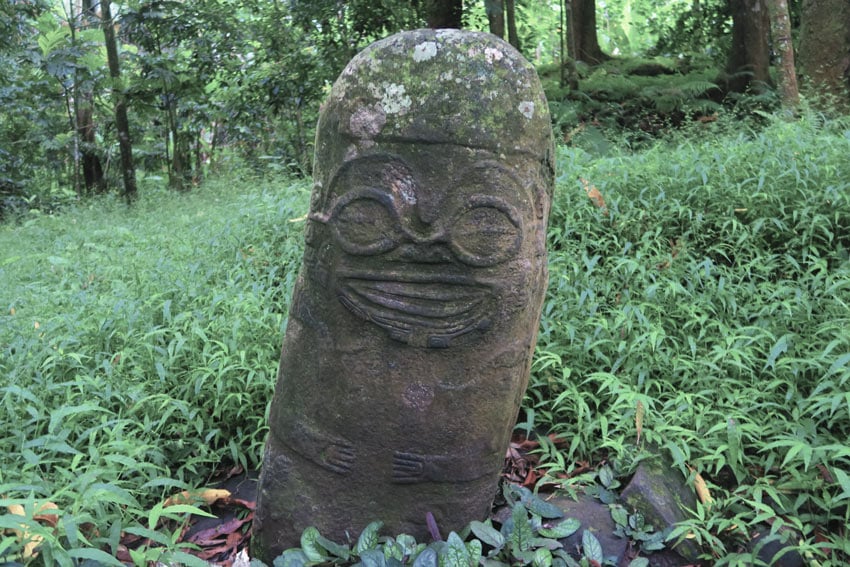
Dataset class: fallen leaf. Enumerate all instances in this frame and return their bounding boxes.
[581,177,608,214]
[691,468,713,508]
[6,503,47,559]
[635,400,645,445]
[164,488,231,508]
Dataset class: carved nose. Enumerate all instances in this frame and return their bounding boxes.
[396,243,454,263]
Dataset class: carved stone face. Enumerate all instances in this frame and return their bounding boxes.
[307,148,541,348]
[253,29,554,562]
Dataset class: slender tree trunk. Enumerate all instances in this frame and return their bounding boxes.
[79,0,105,194]
[767,0,800,110]
[485,0,504,38]
[505,0,520,50]
[560,0,579,89]
[798,0,850,109]
[723,0,773,94]
[424,0,463,28]
[101,0,137,203]
[568,0,609,64]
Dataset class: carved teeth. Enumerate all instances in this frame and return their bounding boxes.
[337,277,493,346]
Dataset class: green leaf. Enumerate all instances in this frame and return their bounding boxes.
[412,547,438,567]
[609,505,628,527]
[316,532,351,559]
[443,531,470,566]
[273,549,308,567]
[834,467,850,502]
[162,550,212,567]
[300,526,327,562]
[538,518,580,539]
[359,549,388,567]
[599,465,614,488]
[581,530,603,564]
[356,521,384,555]
[469,520,505,550]
[67,548,125,567]
[628,558,650,567]
[465,538,482,563]
[508,504,534,555]
[525,495,565,519]
[533,547,553,567]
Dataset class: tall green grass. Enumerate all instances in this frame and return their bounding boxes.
[1,114,849,564]
[1,173,310,564]
[533,113,850,563]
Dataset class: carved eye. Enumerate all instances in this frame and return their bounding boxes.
[450,197,521,267]
[331,189,400,255]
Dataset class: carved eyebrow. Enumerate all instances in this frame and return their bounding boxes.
[326,154,414,193]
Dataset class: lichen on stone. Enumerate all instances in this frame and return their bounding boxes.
[413,41,438,62]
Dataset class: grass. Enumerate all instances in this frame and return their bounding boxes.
[1,113,849,565]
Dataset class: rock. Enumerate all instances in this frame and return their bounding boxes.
[547,494,629,563]
[620,456,700,562]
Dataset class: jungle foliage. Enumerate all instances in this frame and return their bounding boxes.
[2,112,850,565]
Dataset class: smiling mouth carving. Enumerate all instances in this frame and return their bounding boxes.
[337,275,493,348]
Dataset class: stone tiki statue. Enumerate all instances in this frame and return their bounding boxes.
[253,29,554,560]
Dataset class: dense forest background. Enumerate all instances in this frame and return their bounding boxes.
[1,0,848,211]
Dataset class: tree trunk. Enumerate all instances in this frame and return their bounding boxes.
[424,0,463,28]
[485,0,504,38]
[77,99,106,193]
[101,0,137,204]
[560,0,579,89]
[723,0,773,94]
[505,0,520,50]
[79,0,105,194]
[568,0,609,64]
[767,0,800,110]
[798,0,850,108]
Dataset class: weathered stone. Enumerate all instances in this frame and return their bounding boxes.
[620,456,700,562]
[546,494,628,563]
[748,526,804,567]
[252,29,554,562]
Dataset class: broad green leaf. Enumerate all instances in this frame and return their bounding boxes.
[599,465,614,488]
[300,526,327,562]
[465,538,482,562]
[525,495,565,519]
[509,504,533,554]
[412,547,438,567]
[273,549,308,567]
[316,532,350,559]
[356,521,384,555]
[469,520,505,550]
[359,549,388,567]
[533,547,553,567]
[581,530,603,564]
[443,531,470,566]
[629,558,650,567]
[609,505,628,527]
[538,518,580,539]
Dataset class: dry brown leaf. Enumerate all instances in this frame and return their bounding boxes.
[164,488,232,508]
[635,400,645,445]
[6,503,48,559]
[691,469,713,508]
[580,177,608,214]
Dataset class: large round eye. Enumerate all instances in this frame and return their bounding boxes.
[331,189,400,255]
[450,196,522,266]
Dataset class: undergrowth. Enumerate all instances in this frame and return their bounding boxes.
[0,113,849,565]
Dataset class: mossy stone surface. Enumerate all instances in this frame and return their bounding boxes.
[253,30,554,562]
